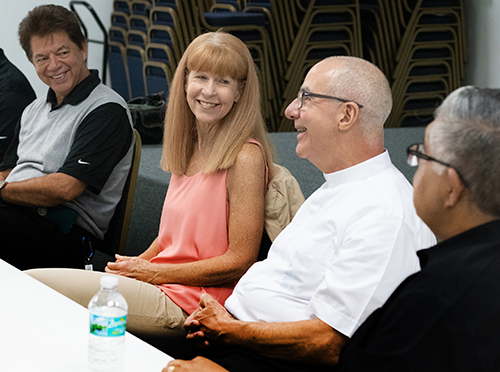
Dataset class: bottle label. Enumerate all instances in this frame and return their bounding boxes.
[90,314,127,337]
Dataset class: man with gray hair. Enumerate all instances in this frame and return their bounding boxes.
[164,56,435,372]
[336,86,500,371]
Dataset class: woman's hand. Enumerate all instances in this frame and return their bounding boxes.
[105,254,161,283]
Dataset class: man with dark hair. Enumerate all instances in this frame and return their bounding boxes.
[0,5,133,270]
[0,48,36,162]
[335,86,500,371]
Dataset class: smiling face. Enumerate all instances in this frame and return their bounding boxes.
[284,60,345,172]
[185,70,243,128]
[31,31,89,104]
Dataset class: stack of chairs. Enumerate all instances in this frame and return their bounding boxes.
[109,8,131,100]
[186,0,286,131]
[358,0,397,77]
[278,0,363,131]
[105,0,465,130]
[109,0,187,100]
[185,0,364,132]
[360,0,465,127]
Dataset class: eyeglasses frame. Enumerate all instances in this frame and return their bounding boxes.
[298,90,364,109]
[406,143,468,187]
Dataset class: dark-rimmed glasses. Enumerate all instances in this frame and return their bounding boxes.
[297,90,364,109]
[406,143,468,187]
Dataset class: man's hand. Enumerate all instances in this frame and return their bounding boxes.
[185,293,236,346]
[186,293,348,365]
[105,254,160,283]
[163,357,229,372]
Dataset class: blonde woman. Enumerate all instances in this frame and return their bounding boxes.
[27,31,274,341]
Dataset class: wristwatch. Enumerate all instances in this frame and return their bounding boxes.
[0,180,7,202]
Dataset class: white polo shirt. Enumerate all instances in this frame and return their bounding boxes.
[225,151,436,337]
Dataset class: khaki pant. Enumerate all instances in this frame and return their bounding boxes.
[25,269,189,340]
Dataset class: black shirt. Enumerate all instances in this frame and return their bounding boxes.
[0,48,36,159]
[338,219,500,371]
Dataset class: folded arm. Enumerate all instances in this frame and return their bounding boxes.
[0,172,86,206]
[0,103,132,208]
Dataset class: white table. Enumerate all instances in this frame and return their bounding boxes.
[0,259,173,372]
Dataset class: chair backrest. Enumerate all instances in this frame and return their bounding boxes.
[111,10,130,30]
[108,41,131,101]
[146,43,176,68]
[144,60,172,96]
[101,129,142,255]
[126,45,147,98]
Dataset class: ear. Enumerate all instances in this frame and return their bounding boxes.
[338,102,360,131]
[81,41,88,62]
[444,167,465,207]
[234,81,245,103]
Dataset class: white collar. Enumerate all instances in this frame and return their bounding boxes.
[323,150,392,188]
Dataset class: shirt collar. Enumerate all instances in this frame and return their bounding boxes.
[0,48,7,67]
[417,219,500,269]
[46,69,100,110]
[323,150,392,188]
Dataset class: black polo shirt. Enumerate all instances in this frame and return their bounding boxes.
[1,70,132,194]
[337,219,500,371]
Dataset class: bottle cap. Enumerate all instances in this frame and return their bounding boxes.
[100,275,119,289]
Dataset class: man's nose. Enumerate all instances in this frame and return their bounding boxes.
[285,97,300,120]
[47,54,61,70]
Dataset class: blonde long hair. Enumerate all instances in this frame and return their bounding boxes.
[161,31,274,176]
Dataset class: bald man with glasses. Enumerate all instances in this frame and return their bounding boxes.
[164,56,435,372]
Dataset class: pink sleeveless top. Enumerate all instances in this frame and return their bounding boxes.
[150,139,267,314]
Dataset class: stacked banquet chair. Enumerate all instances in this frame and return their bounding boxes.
[187,0,287,131]
[106,0,465,130]
[278,0,363,131]
[109,8,131,100]
[359,0,465,127]
[185,0,365,132]
[109,0,191,100]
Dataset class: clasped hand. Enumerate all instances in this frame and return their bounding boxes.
[105,254,159,283]
[184,293,236,347]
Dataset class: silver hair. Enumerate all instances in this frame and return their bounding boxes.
[430,86,500,217]
[324,56,392,145]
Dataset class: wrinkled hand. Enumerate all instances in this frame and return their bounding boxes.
[163,357,229,372]
[184,293,236,346]
[105,254,159,283]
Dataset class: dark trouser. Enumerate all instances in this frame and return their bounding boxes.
[0,203,97,270]
[201,345,335,372]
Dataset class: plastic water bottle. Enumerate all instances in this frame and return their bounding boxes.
[88,275,128,371]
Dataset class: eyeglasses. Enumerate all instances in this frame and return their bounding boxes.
[406,143,468,187]
[297,90,364,109]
